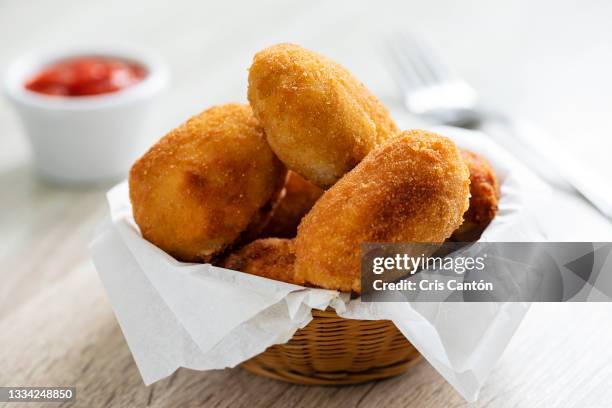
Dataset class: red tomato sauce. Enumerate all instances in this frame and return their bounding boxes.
[25,57,147,96]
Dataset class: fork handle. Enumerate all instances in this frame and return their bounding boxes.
[485,113,612,220]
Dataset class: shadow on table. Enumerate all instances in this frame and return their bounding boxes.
[64,314,463,408]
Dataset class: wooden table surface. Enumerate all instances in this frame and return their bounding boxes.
[2,1,612,407]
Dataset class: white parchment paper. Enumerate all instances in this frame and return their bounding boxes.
[90,127,548,402]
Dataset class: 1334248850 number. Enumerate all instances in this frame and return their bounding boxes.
[0,387,75,402]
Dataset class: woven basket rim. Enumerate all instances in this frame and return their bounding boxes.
[241,307,420,385]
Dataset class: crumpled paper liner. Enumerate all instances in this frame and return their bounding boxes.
[90,126,548,401]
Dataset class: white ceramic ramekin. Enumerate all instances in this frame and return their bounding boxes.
[4,45,169,184]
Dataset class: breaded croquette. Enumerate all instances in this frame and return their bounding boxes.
[259,171,324,238]
[129,104,286,263]
[451,150,500,241]
[248,43,398,188]
[221,238,298,284]
[294,130,471,294]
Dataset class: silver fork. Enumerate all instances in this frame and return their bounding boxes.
[386,32,612,220]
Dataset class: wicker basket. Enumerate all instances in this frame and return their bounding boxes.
[241,309,421,385]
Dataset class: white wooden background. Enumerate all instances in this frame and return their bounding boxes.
[1,0,612,407]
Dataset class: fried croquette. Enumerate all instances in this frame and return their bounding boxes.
[221,238,298,284]
[248,43,398,188]
[259,171,324,238]
[451,150,500,242]
[129,104,286,263]
[294,130,471,294]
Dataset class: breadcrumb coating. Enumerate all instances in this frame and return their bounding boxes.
[451,150,500,241]
[221,238,298,284]
[248,43,398,188]
[129,104,286,262]
[259,171,324,238]
[294,130,471,294]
